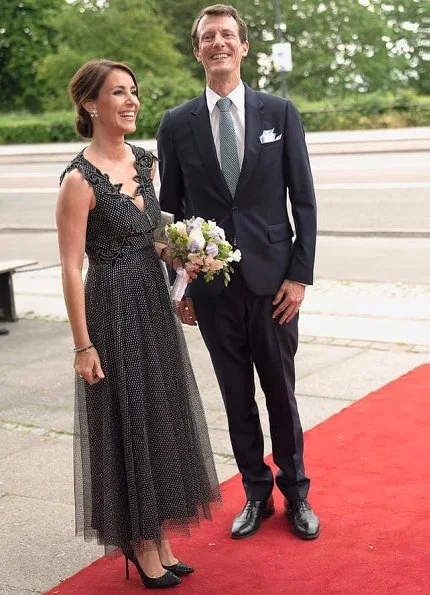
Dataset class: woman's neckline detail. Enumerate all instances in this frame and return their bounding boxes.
[79,143,145,211]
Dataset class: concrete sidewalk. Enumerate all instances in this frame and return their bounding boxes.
[1,265,429,594]
[1,126,429,164]
[11,265,430,348]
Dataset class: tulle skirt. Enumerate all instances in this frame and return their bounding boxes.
[73,249,221,552]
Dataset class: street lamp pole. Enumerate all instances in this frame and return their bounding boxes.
[274,0,288,98]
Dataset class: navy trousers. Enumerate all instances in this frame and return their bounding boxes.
[193,266,310,502]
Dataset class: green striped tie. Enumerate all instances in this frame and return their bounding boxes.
[217,97,241,198]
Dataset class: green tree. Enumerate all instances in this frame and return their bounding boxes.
[53,0,183,75]
[0,0,63,111]
[235,0,408,99]
[379,0,430,95]
[36,0,200,110]
[155,0,424,99]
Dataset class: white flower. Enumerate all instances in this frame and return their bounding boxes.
[227,249,242,262]
[188,216,204,231]
[194,217,205,227]
[208,226,225,241]
[173,221,187,234]
[206,242,219,257]
[187,228,206,251]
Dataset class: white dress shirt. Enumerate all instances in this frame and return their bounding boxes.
[205,81,245,168]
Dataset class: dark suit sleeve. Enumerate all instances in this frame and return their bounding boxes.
[156,110,186,222]
[283,101,317,285]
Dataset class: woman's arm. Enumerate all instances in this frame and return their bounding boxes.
[149,155,173,266]
[56,170,104,384]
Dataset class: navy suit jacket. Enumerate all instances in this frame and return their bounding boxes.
[157,84,317,297]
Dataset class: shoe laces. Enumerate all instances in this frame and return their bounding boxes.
[290,499,311,514]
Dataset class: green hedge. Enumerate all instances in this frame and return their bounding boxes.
[0,109,173,144]
[299,95,430,131]
[0,111,159,144]
[1,94,429,144]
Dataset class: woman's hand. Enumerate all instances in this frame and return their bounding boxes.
[159,244,173,268]
[182,260,198,281]
[74,348,105,385]
[159,248,197,282]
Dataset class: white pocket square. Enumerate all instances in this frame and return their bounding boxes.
[259,128,282,143]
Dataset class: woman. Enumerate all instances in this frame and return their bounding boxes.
[56,59,221,589]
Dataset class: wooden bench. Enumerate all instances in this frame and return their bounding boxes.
[0,260,37,321]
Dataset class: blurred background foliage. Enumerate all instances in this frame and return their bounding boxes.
[0,0,428,141]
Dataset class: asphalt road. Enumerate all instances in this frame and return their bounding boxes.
[1,146,429,283]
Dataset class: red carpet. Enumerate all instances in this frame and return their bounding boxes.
[45,365,430,594]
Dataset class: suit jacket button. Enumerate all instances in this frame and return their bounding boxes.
[232,207,239,212]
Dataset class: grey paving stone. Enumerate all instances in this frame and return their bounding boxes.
[0,587,40,595]
[0,433,73,506]
[0,494,100,594]
[295,343,363,379]
[0,403,73,435]
[0,427,44,461]
[208,428,235,458]
[0,385,73,410]
[197,385,224,412]
[0,359,72,391]
[213,462,238,484]
[0,319,71,366]
[204,408,228,430]
[411,345,430,353]
[297,394,353,431]
[298,335,315,343]
[297,350,429,400]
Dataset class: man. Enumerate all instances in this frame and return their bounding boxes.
[157,3,319,541]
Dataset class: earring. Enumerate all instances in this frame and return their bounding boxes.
[90,107,98,118]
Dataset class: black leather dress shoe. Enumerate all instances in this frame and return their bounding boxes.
[285,499,320,540]
[0,328,10,336]
[231,496,274,540]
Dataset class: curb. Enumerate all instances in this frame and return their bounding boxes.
[317,229,430,239]
[2,225,430,239]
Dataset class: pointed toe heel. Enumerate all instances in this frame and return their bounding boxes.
[162,560,195,576]
[125,554,181,588]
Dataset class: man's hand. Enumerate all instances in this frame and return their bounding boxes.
[272,280,305,324]
[175,297,197,326]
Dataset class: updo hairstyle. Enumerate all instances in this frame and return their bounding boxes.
[68,59,138,138]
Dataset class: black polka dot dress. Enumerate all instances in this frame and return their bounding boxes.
[61,144,221,553]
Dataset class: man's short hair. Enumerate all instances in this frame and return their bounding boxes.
[191,4,248,49]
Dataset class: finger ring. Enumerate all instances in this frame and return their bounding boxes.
[79,374,83,379]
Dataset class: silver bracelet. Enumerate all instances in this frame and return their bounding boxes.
[74,343,94,354]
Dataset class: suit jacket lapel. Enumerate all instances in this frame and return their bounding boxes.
[235,85,264,199]
[190,92,232,203]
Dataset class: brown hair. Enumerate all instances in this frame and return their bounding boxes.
[191,4,248,50]
[68,59,138,138]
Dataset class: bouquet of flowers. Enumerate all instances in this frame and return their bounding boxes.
[165,217,242,301]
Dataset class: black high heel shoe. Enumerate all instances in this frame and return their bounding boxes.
[162,561,195,577]
[125,553,181,589]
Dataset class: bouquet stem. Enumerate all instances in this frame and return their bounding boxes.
[171,267,190,301]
